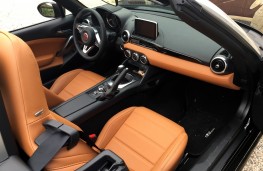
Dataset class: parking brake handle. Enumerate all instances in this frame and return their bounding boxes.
[98,68,129,100]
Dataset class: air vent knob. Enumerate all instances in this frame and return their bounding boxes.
[210,55,229,74]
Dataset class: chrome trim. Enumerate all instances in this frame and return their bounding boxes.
[35,109,44,117]
[124,49,131,58]
[132,52,139,61]
[135,18,158,39]
[83,45,95,54]
[57,35,73,56]
[140,55,148,64]
[118,74,135,89]
[121,30,130,42]
[210,55,228,74]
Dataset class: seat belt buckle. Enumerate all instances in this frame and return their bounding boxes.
[89,133,97,142]
[36,120,79,150]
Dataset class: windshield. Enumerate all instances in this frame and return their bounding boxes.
[79,0,263,33]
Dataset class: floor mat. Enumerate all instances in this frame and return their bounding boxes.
[179,107,228,156]
[178,79,241,156]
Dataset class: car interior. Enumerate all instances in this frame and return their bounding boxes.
[0,0,262,170]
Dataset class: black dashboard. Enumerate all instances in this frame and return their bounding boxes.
[95,4,223,66]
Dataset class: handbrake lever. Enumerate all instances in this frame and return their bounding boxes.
[98,68,129,100]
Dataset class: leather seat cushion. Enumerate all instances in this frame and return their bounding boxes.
[50,69,105,100]
[96,107,188,171]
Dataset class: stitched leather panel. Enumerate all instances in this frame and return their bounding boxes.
[97,107,188,171]
[50,69,105,101]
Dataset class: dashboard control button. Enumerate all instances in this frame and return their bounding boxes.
[124,50,131,58]
[132,52,139,61]
[140,55,148,64]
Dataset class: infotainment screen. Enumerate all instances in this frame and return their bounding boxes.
[134,18,158,40]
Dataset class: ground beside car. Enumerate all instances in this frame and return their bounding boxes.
[242,136,263,170]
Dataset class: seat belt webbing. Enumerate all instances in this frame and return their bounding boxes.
[28,131,70,171]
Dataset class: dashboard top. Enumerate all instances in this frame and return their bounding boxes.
[96,5,222,66]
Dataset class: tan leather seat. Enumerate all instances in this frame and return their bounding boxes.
[0,31,188,171]
[43,70,104,108]
[50,69,105,101]
[96,107,188,170]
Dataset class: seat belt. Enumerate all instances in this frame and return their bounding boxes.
[0,93,102,171]
[27,120,103,171]
[28,120,79,171]
[0,92,18,158]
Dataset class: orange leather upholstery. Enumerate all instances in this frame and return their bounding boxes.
[43,87,65,108]
[27,38,66,71]
[96,107,188,171]
[0,31,187,171]
[124,43,240,90]
[50,69,105,101]
[0,31,97,170]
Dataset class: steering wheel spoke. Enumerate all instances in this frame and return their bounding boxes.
[83,45,95,54]
[94,28,101,46]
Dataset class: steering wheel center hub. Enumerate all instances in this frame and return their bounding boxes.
[81,28,95,46]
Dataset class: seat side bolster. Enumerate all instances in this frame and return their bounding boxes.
[95,107,137,149]
[153,131,188,171]
[50,69,83,95]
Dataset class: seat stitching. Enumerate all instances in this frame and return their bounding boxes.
[156,132,186,170]
[79,71,104,83]
[46,161,87,170]
[12,36,38,153]
[60,88,75,96]
[50,153,95,160]
[123,123,165,150]
[113,136,154,165]
[133,110,180,135]
[97,107,136,148]
[52,70,81,94]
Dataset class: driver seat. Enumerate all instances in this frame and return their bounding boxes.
[46,69,105,104]
[0,31,188,171]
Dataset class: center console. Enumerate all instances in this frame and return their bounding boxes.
[52,56,158,124]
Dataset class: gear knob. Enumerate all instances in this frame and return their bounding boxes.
[117,65,125,73]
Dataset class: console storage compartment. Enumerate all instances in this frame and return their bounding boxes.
[76,150,128,171]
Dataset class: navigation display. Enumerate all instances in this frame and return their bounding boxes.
[134,18,158,40]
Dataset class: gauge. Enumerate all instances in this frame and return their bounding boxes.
[106,13,119,29]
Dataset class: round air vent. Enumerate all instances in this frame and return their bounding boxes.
[121,30,130,43]
[210,55,229,74]
[132,52,139,61]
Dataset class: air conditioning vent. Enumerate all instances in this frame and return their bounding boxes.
[210,55,228,74]
[121,30,130,43]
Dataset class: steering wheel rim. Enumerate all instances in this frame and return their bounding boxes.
[73,8,107,61]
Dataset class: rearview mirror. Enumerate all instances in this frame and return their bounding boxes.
[37,2,65,18]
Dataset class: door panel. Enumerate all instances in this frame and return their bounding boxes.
[13,15,74,41]
[26,38,66,70]
[12,15,78,85]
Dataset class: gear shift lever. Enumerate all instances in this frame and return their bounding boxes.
[117,65,125,73]
[98,67,129,100]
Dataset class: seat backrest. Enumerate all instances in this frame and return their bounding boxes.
[0,32,96,171]
[0,31,52,155]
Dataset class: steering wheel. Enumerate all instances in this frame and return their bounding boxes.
[73,8,107,61]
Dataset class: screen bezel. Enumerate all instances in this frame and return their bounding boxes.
[134,18,158,40]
